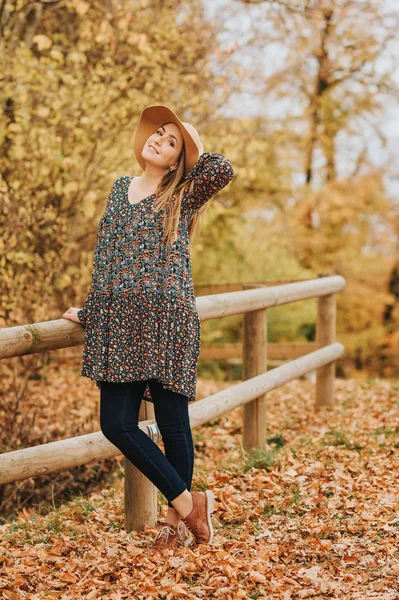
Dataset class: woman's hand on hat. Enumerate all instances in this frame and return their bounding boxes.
[62,307,83,324]
[198,141,204,157]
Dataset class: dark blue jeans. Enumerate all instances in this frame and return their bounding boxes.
[100,379,194,507]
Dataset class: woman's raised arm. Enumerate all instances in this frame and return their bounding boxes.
[183,151,234,213]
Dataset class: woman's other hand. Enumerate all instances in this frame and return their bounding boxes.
[62,307,83,324]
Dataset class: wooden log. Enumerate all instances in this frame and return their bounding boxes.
[199,342,317,360]
[0,342,344,485]
[0,418,162,484]
[188,343,344,426]
[242,306,267,451]
[0,319,84,359]
[195,275,345,323]
[315,294,337,407]
[195,277,319,296]
[0,276,346,359]
[266,342,317,359]
[124,400,158,532]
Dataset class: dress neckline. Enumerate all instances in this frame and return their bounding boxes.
[126,176,156,207]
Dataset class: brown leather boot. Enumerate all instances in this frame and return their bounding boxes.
[181,490,215,544]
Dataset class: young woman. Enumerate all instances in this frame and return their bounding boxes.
[63,104,234,549]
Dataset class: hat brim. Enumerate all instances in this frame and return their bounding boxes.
[133,105,200,176]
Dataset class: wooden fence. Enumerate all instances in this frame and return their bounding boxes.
[0,275,346,531]
[196,277,325,373]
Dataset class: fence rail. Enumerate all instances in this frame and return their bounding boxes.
[0,275,346,531]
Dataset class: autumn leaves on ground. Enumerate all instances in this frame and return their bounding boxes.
[1,367,399,599]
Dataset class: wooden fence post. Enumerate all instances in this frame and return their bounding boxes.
[124,399,158,532]
[242,302,268,451]
[315,293,336,407]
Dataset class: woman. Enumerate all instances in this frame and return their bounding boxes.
[63,104,234,549]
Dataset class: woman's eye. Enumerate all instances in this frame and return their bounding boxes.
[155,130,173,146]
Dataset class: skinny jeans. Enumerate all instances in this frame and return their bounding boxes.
[100,379,194,508]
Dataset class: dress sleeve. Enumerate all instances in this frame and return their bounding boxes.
[77,305,88,327]
[183,152,234,213]
[77,177,120,327]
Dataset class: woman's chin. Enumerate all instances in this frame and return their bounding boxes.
[142,149,158,162]
[141,152,165,169]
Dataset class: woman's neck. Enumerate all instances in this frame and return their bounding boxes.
[137,165,166,189]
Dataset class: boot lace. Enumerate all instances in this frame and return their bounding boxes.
[154,524,177,543]
[177,521,189,535]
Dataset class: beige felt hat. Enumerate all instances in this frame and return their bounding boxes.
[133,104,201,176]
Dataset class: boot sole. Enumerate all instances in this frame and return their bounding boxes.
[205,490,215,544]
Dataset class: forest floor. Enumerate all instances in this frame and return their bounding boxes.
[1,370,399,599]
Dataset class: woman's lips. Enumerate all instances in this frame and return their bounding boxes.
[148,144,159,154]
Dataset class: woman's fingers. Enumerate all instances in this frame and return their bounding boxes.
[62,307,81,323]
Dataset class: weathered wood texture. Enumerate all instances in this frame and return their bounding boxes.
[0,341,344,486]
[0,276,345,358]
[199,342,317,360]
[242,303,267,452]
[124,400,158,532]
[316,293,336,407]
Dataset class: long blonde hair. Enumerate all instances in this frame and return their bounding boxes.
[152,144,207,250]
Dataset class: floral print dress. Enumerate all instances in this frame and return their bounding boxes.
[77,152,234,403]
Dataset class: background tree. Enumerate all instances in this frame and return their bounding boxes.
[228,0,399,373]
[0,0,240,326]
[0,0,246,514]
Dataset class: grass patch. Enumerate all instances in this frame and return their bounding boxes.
[262,503,280,517]
[214,460,242,475]
[243,447,280,472]
[4,509,66,546]
[291,486,301,506]
[267,434,286,449]
[372,426,398,436]
[70,493,96,519]
[322,429,362,451]
[248,591,263,600]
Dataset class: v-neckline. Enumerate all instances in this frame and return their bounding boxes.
[126,176,156,207]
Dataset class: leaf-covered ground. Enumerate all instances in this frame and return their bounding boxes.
[1,376,399,599]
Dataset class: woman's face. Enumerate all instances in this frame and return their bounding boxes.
[142,122,184,171]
